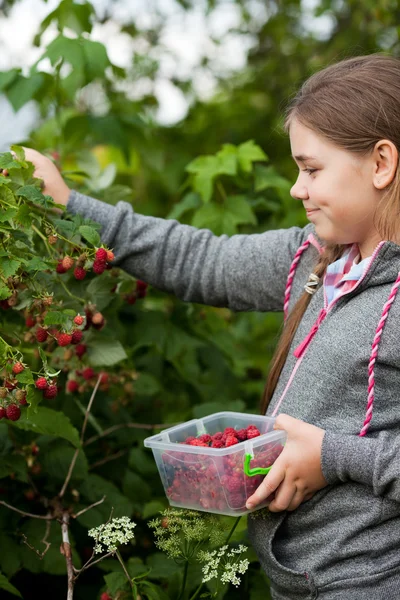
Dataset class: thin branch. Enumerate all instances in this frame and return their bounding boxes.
[89,449,129,471]
[0,500,54,520]
[61,511,75,600]
[21,517,52,558]
[84,421,179,447]
[72,495,106,519]
[73,550,115,576]
[59,375,102,499]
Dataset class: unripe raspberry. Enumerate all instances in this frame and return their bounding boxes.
[73,315,84,326]
[106,250,114,262]
[74,266,87,280]
[82,367,95,380]
[56,259,67,274]
[43,384,58,399]
[0,388,7,399]
[15,389,27,405]
[95,248,108,262]
[57,333,72,347]
[25,315,35,328]
[12,362,24,375]
[62,256,74,270]
[66,380,79,393]
[48,235,58,245]
[63,349,73,361]
[35,377,48,390]
[31,443,39,456]
[91,312,104,325]
[36,327,48,343]
[0,407,6,419]
[75,344,87,358]
[42,295,53,306]
[93,260,106,275]
[71,330,83,344]
[6,404,21,421]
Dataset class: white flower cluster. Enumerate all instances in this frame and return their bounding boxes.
[88,516,136,554]
[198,544,249,587]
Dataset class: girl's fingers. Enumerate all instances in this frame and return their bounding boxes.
[268,481,297,513]
[246,464,285,509]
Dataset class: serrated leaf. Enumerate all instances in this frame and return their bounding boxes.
[0,153,21,170]
[24,256,52,272]
[254,164,291,192]
[237,140,267,173]
[26,387,41,412]
[0,572,22,598]
[43,311,70,326]
[104,572,128,595]
[86,277,116,311]
[16,369,35,385]
[78,225,100,246]
[0,258,20,278]
[87,339,127,367]
[0,207,18,223]
[134,373,161,396]
[167,192,201,220]
[81,38,111,80]
[17,185,52,207]
[0,282,11,301]
[0,69,20,92]
[15,204,35,227]
[0,186,16,204]
[9,407,81,448]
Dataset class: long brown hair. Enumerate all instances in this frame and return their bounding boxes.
[261,53,400,414]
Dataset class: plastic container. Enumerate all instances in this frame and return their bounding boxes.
[144,411,286,516]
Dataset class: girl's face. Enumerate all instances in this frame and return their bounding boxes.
[289,119,382,259]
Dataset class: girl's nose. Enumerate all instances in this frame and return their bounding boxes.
[290,178,309,200]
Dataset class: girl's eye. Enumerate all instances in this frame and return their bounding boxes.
[303,168,317,176]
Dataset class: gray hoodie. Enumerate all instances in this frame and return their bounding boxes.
[68,191,400,599]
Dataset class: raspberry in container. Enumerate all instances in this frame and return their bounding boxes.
[144,411,286,517]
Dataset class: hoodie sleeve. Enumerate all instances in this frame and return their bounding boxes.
[321,431,400,502]
[67,190,313,312]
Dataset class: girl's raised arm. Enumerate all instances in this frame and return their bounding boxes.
[24,147,313,313]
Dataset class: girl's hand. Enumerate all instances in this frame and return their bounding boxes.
[22,148,71,206]
[246,414,328,512]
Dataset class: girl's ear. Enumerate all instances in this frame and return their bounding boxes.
[373,139,398,189]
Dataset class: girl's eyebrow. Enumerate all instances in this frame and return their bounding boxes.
[293,154,318,162]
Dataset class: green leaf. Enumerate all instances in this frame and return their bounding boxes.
[15,369,35,386]
[0,153,21,170]
[15,204,35,228]
[192,195,256,236]
[237,140,267,173]
[167,192,201,220]
[86,277,116,311]
[78,225,101,246]
[43,311,70,327]
[0,69,20,92]
[0,572,22,598]
[81,38,110,79]
[146,553,181,580]
[0,282,11,301]
[0,207,18,223]
[134,373,161,396]
[41,443,88,483]
[87,339,127,367]
[142,500,167,519]
[254,164,291,193]
[6,73,45,112]
[24,256,53,272]
[26,387,41,412]
[0,258,20,278]
[104,572,128,595]
[122,470,152,504]
[192,399,246,418]
[10,407,81,448]
[17,185,52,207]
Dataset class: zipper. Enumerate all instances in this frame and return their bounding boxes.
[271,241,386,416]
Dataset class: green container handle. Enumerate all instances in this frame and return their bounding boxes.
[243,453,272,477]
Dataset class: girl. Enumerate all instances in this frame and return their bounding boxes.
[25,53,400,599]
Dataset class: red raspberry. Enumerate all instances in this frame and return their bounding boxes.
[61,256,74,270]
[15,390,27,405]
[66,380,78,393]
[246,427,260,439]
[0,407,6,419]
[236,428,247,442]
[91,312,104,325]
[73,315,84,326]
[43,384,58,399]
[25,315,35,328]
[95,248,108,261]
[225,435,239,447]
[212,432,223,441]
[75,344,87,358]
[57,333,72,347]
[6,404,21,421]
[198,434,212,445]
[12,362,24,374]
[183,436,196,445]
[211,440,224,448]
[136,280,148,292]
[82,367,95,380]
[56,259,67,274]
[225,476,243,493]
[223,427,236,436]
[35,328,48,343]
[189,439,208,446]
[92,260,106,275]
[74,266,87,280]
[99,372,109,385]
[106,250,114,262]
[35,377,48,390]
[4,380,16,391]
[71,330,83,344]
[125,293,137,305]
[100,593,112,600]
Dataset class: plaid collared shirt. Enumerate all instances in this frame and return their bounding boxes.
[324,244,371,307]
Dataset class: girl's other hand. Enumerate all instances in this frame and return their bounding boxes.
[22,147,71,206]
[246,414,328,512]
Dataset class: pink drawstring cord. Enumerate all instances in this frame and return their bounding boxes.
[284,239,311,321]
[359,271,400,436]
